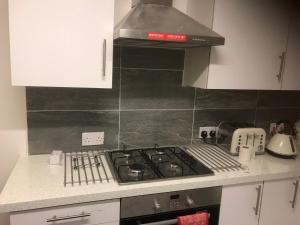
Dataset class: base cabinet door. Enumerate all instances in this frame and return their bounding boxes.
[219,182,262,225]
[259,178,299,225]
[10,200,120,225]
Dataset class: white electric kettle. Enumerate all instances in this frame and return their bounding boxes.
[267,121,298,158]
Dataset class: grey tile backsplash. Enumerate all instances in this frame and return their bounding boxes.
[27,69,120,111]
[120,110,193,148]
[120,69,194,110]
[26,47,300,154]
[195,89,258,109]
[28,111,119,154]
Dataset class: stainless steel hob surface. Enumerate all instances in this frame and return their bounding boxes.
[105,145,214,184]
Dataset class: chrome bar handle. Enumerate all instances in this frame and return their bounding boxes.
[253,185,262,216]
[290,180,299,209]
[102,39,107,79]
[276,52,286,82]
[139,219,178,225]
[139,213,210,225]
[46,212,91,223]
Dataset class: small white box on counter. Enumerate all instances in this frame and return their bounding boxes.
[48,150,63,165]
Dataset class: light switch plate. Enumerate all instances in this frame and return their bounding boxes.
[82,132,104,146]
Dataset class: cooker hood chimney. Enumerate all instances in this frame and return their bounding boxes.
[114,0,225,49]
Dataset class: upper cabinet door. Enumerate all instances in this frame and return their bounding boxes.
[9,0,114,88]
[207,0,290,90]
[281,4,300,90]
[259,178,299,225]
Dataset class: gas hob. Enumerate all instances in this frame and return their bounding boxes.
[106,146,214,184]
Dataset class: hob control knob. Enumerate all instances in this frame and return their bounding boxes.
[186,195,195,207]
[154,199,161,211]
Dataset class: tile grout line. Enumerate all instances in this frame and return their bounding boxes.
[30,106,296,113]
[191,88,197,145]
[27,109,196,113]
[29,106,275,113]
[27,109,120,113]
[120,108,194,111]
[117,47,122,150]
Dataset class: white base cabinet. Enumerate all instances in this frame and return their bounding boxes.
[219,182,262,225]
[10,199,120,225]
[259,178,299,225]
[219,178,300,225]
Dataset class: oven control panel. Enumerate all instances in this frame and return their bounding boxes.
[169,194,180,209]
[120,187,222,219]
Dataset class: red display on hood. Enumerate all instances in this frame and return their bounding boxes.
[147,32,187,42]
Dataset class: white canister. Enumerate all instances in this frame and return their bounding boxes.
[239,145,253,166]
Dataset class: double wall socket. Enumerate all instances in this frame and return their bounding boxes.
[199,127,217,138]
[82,132,104,146]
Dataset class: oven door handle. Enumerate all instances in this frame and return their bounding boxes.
[138,213,210,225]
[139,219,178,225]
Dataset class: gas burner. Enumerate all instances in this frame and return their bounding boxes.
[146,149,167,161]
[122,152,132,158]
[158,161,183,177]
[156,150,165,155]
[129,163,146,175]
[114,157,133,167]
[170,162,180,169]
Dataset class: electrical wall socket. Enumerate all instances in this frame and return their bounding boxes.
[199,127,217,138]
[82,132,104,146]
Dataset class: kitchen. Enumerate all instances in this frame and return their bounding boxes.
[0,0,300,225]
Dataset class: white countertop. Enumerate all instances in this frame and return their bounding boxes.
[0,146,300,213]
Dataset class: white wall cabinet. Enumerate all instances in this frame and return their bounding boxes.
[9,0,114,88]
[281,4,300,90]
[219,182,263,225]
[207,0,290,90]
[10,200,120,225]
[183,0,298,90]
[259,178,299,225]
[220,178,300,225]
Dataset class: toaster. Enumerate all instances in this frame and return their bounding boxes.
[216,121,266,156]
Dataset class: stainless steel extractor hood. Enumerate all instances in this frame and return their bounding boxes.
[114,0,225,49]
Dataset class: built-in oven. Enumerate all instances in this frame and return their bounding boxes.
[120,187,222,225]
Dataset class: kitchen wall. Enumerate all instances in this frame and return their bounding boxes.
[0,0,28,224]
[26,47,300,154]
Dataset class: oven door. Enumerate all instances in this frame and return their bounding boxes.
[120,205,220,225]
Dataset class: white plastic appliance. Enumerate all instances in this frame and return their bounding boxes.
[216,122,266,156]
[267,133,298,157]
